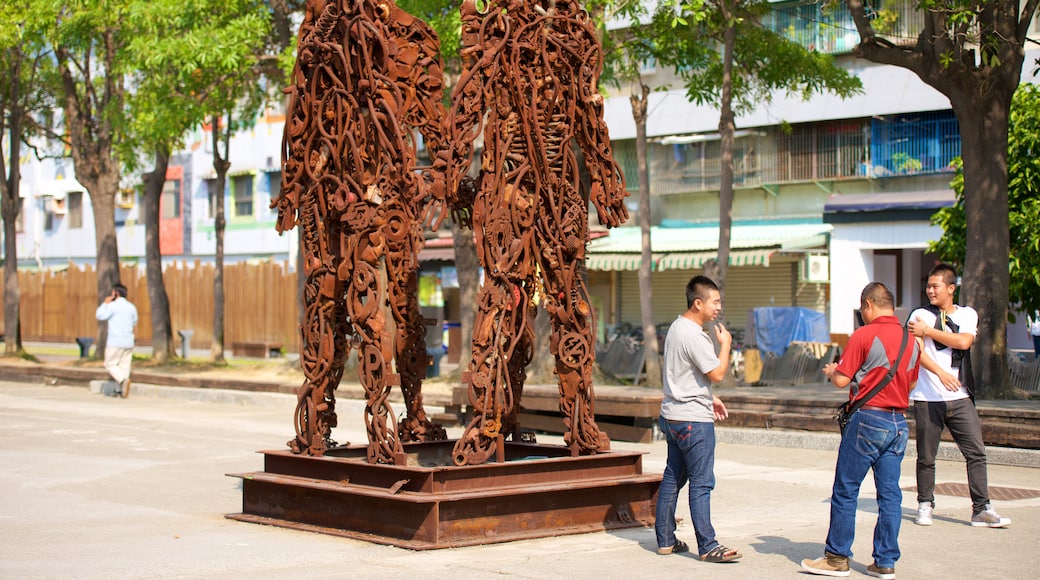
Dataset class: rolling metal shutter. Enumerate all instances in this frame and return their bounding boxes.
[616,261,798,332]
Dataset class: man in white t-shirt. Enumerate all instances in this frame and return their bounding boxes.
[1028,311,1040,357]
[907,263,1010,528]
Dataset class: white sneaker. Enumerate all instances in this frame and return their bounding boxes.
[971,504,1011,528]
[915,502,933,526]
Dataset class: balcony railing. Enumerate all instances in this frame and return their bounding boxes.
[612,112,961,196]
[766,0,926,54]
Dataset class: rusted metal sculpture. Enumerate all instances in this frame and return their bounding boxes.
[274,0,449,463]
[446,0,630,466]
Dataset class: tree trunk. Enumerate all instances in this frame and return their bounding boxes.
[269,0,295,53]
[952,95,1013,398]
[451,205,479,375]
[708,6,738,297]
[56,45,123,357]
[86,170,121,356]
[630,83,661,387]
[1,179,21,356]
[2,55,24,356]
[211,114,230,364]
[142,148,176,363]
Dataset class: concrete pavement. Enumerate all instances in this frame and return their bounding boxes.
[1,379,1038,579]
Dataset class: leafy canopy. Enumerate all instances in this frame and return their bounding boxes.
[660,0,862,111]
[121,0,271,168]
[931,84,1040,318]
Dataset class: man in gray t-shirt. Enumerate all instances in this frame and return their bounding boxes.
[655,275,741,563]
[660,315,722,422]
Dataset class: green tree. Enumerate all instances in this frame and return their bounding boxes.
[1,2,59,356]
[844,0,1039,398]
[931,84,1040,326]
[122,0,270,362]
[665,0,861,294]
[601,0,699,387]
[602,1,860,384]
[43,0,138,354]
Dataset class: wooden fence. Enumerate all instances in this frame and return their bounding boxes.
[3,261,300,353]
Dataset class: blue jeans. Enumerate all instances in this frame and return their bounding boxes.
[825,409,909,569]
[655,417,718,556]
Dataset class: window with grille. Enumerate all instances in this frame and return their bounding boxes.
[161,179,181,219]
[651,134,762,194]
[16,198,25,232]
[206,179,219,218]
[776,120,869,182]
[232,174,254,218]
[870,111,960,176]
[611,140,640,193]
[68,191,83,229]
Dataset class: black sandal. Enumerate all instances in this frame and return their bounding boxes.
[656,539,690,555]
[700,545,742,563]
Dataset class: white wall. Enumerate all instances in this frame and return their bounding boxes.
[828,221,942,335]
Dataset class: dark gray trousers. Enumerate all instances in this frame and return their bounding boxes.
[913,398,990,514]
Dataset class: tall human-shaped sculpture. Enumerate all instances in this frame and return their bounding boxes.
[274,0,450,463]
[446,0,630,466]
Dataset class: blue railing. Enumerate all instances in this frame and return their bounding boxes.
[869,111,961,176]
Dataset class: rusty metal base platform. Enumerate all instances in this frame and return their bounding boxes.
[227,440,661,550]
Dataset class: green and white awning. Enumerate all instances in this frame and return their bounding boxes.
[655,248,773,270]
[584,248,774,272]
[585,253,646,271]
[584,221,830,272]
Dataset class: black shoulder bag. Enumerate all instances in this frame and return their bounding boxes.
[835,329,910,435]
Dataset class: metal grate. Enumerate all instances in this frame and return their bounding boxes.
[902,483,1040,501]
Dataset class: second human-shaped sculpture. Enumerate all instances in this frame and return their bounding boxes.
[446,0,630,466]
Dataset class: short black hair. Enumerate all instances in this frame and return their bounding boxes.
[685,275,719,308]
[928,263,958,287]
[113,283,128,298]
[860,281,894,310]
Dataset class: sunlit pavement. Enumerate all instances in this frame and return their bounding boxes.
[1,380,1037,579]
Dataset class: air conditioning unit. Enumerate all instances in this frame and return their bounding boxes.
[117,189,136,208]
[47,197,67,215]
[800,255,830,283]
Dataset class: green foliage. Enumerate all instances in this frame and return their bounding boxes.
[931,84,1040,316]
[396,0,463,63]
[646,0,862,114]
[122,0,271,167]
[1,1,62,148]
[870,6,900,34]
[891,152,922,173]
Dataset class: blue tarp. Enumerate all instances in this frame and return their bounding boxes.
[750,307,829,357]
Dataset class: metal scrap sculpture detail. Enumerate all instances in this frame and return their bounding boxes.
[446,0,630,465]
[275,0,450,463]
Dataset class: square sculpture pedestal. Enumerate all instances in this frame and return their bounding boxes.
[227,440,661,550]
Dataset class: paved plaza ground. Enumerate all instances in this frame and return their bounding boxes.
[1,378,1038,579]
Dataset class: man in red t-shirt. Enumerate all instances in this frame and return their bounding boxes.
[802,282,920,580]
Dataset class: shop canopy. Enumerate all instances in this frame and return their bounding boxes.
[823,190,954,223]
[584,221,832,272]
